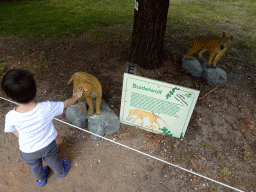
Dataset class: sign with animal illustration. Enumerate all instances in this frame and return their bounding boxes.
[120,73,200,139]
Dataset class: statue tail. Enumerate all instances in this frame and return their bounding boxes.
[67,75,74,85]
[177,40,193,48]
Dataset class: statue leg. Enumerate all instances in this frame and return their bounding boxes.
[207,50,216,68]
[95,97,101,115]
[185,44,201,60]
[198,48,207,59]
[86,97,94,116]
[212,49,227,68]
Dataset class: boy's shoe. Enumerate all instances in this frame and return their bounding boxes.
[36,166,48,187]
[58,158,71,178]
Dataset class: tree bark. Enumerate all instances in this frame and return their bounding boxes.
[128,0,170,70]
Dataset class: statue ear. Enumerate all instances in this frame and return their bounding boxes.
[219,32,227,44]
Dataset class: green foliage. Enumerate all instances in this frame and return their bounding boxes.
[0,59,5,73]
[0,103,9,108]
[217,152,225,159]
[183,155,190,160]
[204,143,212,148]
[207,137,213,141]
[208,181,219,191]
[24,65,33,69]
[242,144,256,161]
[208,181,214,187]
[220,166,231,175]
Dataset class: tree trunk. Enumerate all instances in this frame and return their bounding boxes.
[128,0,170,70]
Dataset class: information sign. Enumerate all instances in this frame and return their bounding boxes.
[120,73,200,139]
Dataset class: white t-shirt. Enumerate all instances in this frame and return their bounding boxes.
[4,101,64,153]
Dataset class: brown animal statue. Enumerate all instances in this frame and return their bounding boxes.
[68,72,102,116]
[180,32,234,68]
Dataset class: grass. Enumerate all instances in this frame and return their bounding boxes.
[242,144,256,161]
[202,166,208,173]
[168,0,256,33]
[35,54,55,73]
[207,137,213,141]
[217,152,225,159]
[182,155,190,161]
[204,143,212,148]
[20,52,55,73]
[90,29,128,39]
[0,0,134,38]
[166,0,256,64]
[0,0,255,63]
[0,59,5,73]
[208,181,214,187]
[20,47,31,54]
[219,166,231,175]
[0,103,9,108]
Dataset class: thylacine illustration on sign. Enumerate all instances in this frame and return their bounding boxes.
[128,109,169,131]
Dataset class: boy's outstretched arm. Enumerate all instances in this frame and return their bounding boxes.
[63,87,84,109]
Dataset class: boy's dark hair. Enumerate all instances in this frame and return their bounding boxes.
[1,69,36,103]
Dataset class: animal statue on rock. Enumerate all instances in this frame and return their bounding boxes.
[68,72,102,116]
[180,32,233,68]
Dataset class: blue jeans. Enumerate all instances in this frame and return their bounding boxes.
[19,140,64,180]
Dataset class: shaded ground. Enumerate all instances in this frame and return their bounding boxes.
[0,26,256,192]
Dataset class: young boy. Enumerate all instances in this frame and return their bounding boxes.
[1,69,84,187]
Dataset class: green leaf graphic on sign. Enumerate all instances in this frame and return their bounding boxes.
[166,89,175,100]
[186,93,192,98]
[166,87,180,100]
[161,127,173,136]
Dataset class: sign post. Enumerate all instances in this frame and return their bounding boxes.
[120,73,200,139]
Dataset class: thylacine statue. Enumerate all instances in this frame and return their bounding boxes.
[179,32,233,68]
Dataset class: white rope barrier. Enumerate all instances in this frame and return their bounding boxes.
[0,96,244,192]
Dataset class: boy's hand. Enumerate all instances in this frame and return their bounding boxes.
[63,87,84,109]
[73,87,84,99]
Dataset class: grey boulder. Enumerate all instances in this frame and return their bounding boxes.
[65,99,120,140]
[88,99,121,140]
[181,55,203,77]
[202,62,227,86]
[181,55,227,86]
[65,102,88,128]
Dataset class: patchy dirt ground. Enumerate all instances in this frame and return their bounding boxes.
[0,26,256,192]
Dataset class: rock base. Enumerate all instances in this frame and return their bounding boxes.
[65,99,120,140]
[181,55,227,86]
